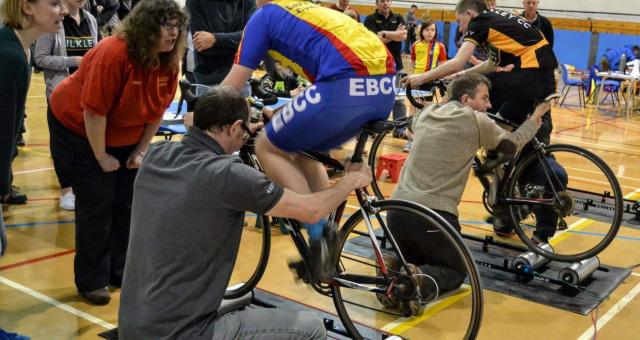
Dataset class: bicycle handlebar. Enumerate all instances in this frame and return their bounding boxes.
[405,79,448,110]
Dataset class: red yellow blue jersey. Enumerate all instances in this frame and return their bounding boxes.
[411,40,447,74]
[234,0,395,83]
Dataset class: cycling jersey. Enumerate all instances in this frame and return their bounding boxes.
[463,9,557,69]
[235,0,395,82]
[411,40,447,74]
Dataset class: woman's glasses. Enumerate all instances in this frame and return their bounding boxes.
[162,22,187,32]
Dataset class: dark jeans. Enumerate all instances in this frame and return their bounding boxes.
[49,114,137,292]
[386,209,466,294]
[521,156,568,238]
[47,103,72,189]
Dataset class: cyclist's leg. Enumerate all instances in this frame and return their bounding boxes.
[486,69,556,234]
[258,76,394,282]
[520,155,569,242]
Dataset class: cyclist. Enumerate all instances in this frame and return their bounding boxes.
[384,74,549,313]
[403,0,564,241]
[221,0,396,282]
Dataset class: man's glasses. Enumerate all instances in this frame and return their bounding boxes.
[162,22,187,32]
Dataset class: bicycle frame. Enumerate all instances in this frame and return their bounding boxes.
[473,136,566,213]
[239,129,421,299]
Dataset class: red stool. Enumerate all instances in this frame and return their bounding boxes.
[376,153,408,183]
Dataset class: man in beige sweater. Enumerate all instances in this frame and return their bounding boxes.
[385,74,550,305]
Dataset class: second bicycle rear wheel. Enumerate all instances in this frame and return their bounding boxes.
[506,144,623,262]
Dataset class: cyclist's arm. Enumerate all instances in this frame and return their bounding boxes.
[459,60,497,76]
[266,164,371,224]
[221,64,254,92]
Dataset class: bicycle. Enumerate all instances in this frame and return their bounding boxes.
[367,80,623,263]
[179,79,484,339]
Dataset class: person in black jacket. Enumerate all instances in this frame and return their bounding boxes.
[521,0,553,48]
[186,0,256,86]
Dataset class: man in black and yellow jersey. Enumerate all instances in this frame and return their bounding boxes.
[404,0,563,242]
[404,0,556,133]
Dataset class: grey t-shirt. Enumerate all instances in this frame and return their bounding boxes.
[118,127,283,340]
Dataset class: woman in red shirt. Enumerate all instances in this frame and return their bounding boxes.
[49,0,187,305]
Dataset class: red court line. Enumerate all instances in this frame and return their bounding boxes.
[554,116,620,134]
[0,249,75,272]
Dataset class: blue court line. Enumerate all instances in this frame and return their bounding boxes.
[5,219,75,228]
[564,229,640,242]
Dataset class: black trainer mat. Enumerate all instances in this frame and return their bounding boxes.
[99,287,392,340]
[344,232,630,316]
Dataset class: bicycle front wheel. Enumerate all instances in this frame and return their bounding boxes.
[332,200,483,340]
[225,214,271,299]
[506,144,623,262]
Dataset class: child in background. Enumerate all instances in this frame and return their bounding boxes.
[411,19,447,75]
[404,19,447,152]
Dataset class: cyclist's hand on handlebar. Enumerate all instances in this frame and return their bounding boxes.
[400,74,426,88]
[529,102,551,127]
[343,161,373,189]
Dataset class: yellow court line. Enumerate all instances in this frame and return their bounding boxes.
[381,285,471,334]
[549,218,594,246]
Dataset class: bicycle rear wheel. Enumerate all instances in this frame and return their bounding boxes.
[506,144,623,262]
[332,200,483,339]
[225,214,271,299]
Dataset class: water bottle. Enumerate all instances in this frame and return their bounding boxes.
[619,53,627,74]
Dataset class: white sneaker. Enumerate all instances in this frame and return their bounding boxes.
[59,191,75,211]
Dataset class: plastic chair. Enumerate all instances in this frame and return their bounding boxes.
[585,65,622,106]
[558,64,586,107]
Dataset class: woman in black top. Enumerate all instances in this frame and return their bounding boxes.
[0,0,68,250]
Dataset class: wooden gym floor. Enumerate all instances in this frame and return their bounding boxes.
[1,72,639,339]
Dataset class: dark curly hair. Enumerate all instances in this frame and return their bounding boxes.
[116,0,188,71]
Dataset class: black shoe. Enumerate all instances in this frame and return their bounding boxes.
[308,222,339,283]
[80,287,111,305]
[532,231,550,244]
[1,186,27,205]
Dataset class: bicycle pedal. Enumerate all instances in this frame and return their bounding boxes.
[288,260,311,284]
